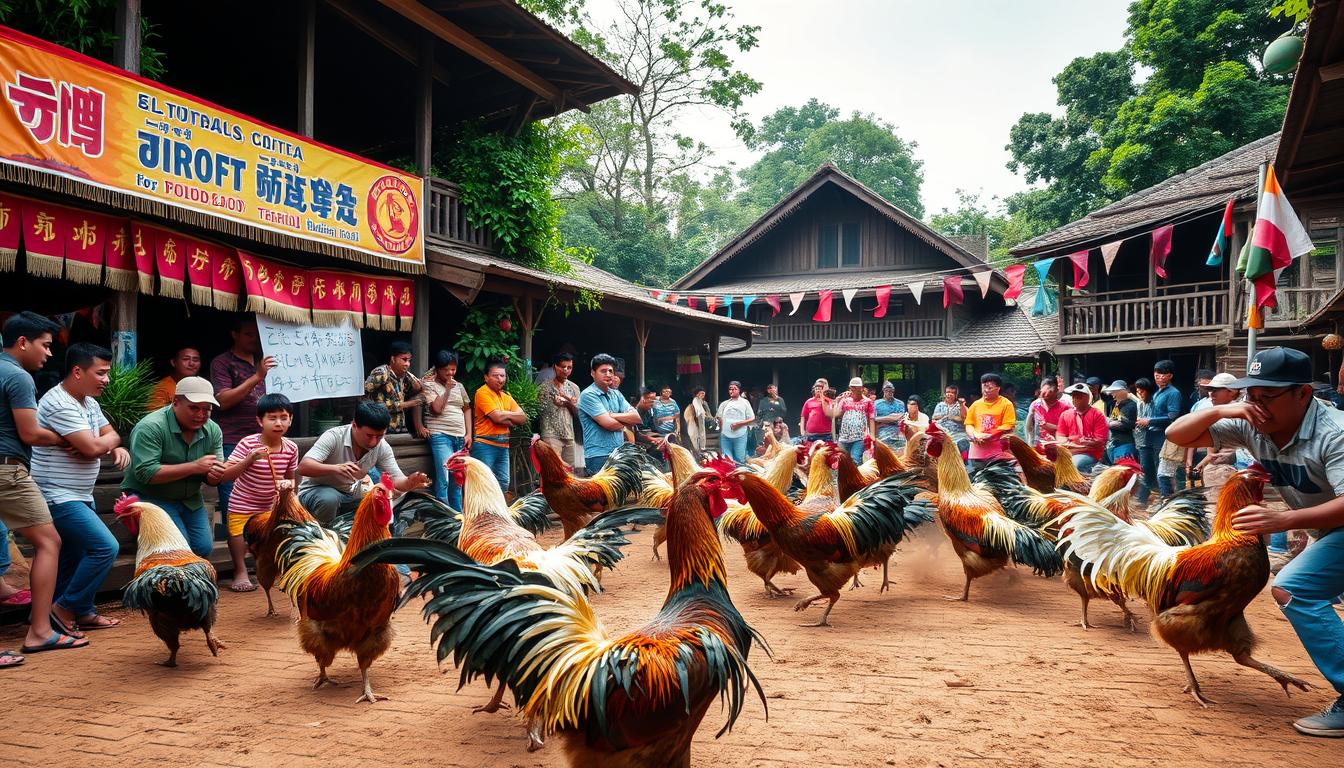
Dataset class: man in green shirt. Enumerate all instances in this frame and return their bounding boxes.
[122,376,224,557]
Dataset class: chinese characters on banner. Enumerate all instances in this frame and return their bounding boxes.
[257,317,364,403]
[0,25,423,267]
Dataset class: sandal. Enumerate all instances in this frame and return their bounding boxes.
[20,632,89,653]
[0,589,31,606]
[76,614,121,630]
[229,582,257,593]
[0,649,23,667]
[48,611,86,639]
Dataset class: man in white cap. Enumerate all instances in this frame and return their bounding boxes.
[1101,379,1137,463]
[829,376,875,465]
[121,376,225,557]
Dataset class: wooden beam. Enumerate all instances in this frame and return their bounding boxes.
[505,94,538,136]
[710,337,720,410]
[298,0,316,137]
[411,279,430,370]
[414,31,435,175]
[326,0,454,87]
[113,0,140,73]
[112,0,141,365]
[376,0,562,103]
[1320,60,1344,83]
[633,319,649,389]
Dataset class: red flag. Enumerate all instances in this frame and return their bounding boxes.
[64,210,109,285]
[20,198,67,279]
[346,274,366,328]
[1003,265,1026,300]
[666,293,678,305]
[182,236,215,307]
[103,219,135,291]
[1151,224,1173,279]
[706,295,719,313]
[238,251,268,315]
[212,249,243,312]
[0,194,20,273]
[942,276,964,308]
[131,222,155,294]
[393,278,415,331]
[1068,250,1090,289]
[873,285,892,318]
[686,295,699,310]
[813,290,833,322]
[765,294,781,316]
[152,227,186,299]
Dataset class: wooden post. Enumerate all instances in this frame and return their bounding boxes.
[632,318,649,390]
[1058,354,1072,384]
[415,31,434,175]
[709,336,720,409]
[112,0,141,366]
[940,361,949,391]
[771,363,779,389]
[297,0,316,137]
[514,296,537,367]
[411,279,430,366]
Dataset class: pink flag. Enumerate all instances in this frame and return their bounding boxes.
[971,270,993,298]
[765,294,781,316]
[813,290,833,322]
[1068,250,1090,289]
[873,285,892,318]
[942,276,963,308]
[1151,225,1173,279]
[1003,265,1026,300]
[706,295,719,313]
[687,295,700,310]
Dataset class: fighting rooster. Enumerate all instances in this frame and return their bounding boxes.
[116,494,224,667]
[407,487,553,545]
[352,469,768,765]
[1005,434,1090,494]
[716,444,815,597]
[241,482,313,617]
[1055,464,1310,706]
[275,475,401,703]
[532,438,648,538]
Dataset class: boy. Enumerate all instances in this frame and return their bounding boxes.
[214,393,298,593]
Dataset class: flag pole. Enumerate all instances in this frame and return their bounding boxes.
[1246,161,1268,367]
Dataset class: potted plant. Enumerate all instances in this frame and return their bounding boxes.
[99,360,156,438]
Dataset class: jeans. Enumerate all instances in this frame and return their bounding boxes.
[720,434,748,464]
[584,455,607,476]
[140,497,213,558]
[0,519,9,576]
[1274,527,1344,694]
[427,433,465,510]
[49,500,119,617]
[298,486,362,526]
[803,433,831,443]
[1072,454,1098,474]
[839,439,865,465]
[215,441,238,539]
[470,441,510,492]
[1269,532,1290,554]
[1107,443,1136,462]
[1137,443,1159,503]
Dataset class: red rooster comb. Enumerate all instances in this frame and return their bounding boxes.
[702,454,738,478]
[380,472,395,492]
[925,419,943,436]
[1114,456,1142,472]
[113,492,140,517]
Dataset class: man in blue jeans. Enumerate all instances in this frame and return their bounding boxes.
[1167,347,1344,737]
[578,353,642,475]
[1136,359,1182,498]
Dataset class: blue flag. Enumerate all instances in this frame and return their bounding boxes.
[1031,258,1058,317]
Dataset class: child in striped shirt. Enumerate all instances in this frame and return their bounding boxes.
[214,393,298,593]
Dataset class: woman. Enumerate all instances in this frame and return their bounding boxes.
[421,350,471,509]
[1133,377,1155,504]
[904,395,930,433]
[683,387,710,458]
[715,381,756,464]
[146,345,202,410]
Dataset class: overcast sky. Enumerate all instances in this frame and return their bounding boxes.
[585,0,1131,217]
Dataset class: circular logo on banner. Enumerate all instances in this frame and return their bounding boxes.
[367,176,420,254]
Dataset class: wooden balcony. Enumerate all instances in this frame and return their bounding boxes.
[759,317,946,343]
[1252,287,1337,328]
[1061,281,1228,341]
[426,177,496,252]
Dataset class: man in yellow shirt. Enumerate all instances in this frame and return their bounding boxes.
[964,372,1016,471]
[470,360,528,492]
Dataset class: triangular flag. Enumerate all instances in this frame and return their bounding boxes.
[706,295,720,313]
[1003,265,1026,300]
[766,295,781,316]
[1100,240,1122,275]
[972,270,992,298]
[942,276,963,308]
[1151,224,1173,279]
[813,290,834,322]
[723,295,734,318]
[687,295,700,310]
[907,281,924,305]
[788,292,805,315]
[1207,198,1235,267]
[873,285,892,318]
[1032,258,1058,316]
[650,290,663,301]
[741,295,757,316]
[1068,250,1090,289]
[842,288,859,311]
[1246,165,1314,310]
[666,293,678,304]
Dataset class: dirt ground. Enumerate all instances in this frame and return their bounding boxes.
[2,521,1338,768]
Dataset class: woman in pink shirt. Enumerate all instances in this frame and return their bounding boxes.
[798,379,833,442]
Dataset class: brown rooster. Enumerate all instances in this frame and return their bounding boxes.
[532,438,647,538]
[1006,434,1089,494]
[242,481,312,617]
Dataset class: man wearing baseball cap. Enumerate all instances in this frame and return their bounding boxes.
[121,376,225,557]
[1166,346,1344,737]
[1052,383,1107,472]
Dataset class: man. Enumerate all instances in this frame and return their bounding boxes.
[421,350,471,509]
[756,383,787,440]
[33,344,130,634]
[147,345,201,410]
[1053,382,1107,472]
[1189,367,1216,414]
[716,381,756,464]
[829,377,875,465]
[1085,376,1109,415]
[1136,359,1182,498]
[578,353,642,475]
[1024,376,1067,449]
[364,340,426,436]
[123,376,224,558]
[210,317,275,532]
[1166,347,1344,737]
[298,400,430,524]
[1190,373,1254,491]
[798,379,833,442]
[932,385,969,455]
[1102,380,1137,462]
[964,373,1016,471]
[537,352,581,469]
[0,312,86,655]
[470,360,528,492]
[873,381,907,449]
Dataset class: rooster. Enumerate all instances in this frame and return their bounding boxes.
[645,444,729,560]
[115,494,224,667]
[532,438,648,538]
[242,482,313,617]
[406,487,553,545]
[714,445,808,596]
[1006,434,1089,494]
[275,475,401,703]
[352,469,768,765]
[1055,464,1310,706]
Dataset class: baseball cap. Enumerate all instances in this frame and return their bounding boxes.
[174,376,220,406]
[1229,347,1313,389]
[1063,383,1090,396]
[1085,376,1103,387]
[1206,372,1239,390]
[848,376,863,388]
[813,378,827,388]
[882,381,895,390]
[1101,379,1128,393]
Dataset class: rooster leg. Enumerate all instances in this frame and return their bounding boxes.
[792,593,828,612]
[1179,652,1214,707]
[800,595,839,628]
[263,589,276,617]
[1110,594,1138,633]
[313,667,343,689]
[205,632,225,657]
[1231,652,1311,696]
[1078,595,1093,629]
[879,559,893,593]
[354,668,388,704]
[764,580,794,597]
[942,574,971,602]
[473,681,511,714]
[526,715,546,752]
[849,573,863,590]
[158,643,179,669]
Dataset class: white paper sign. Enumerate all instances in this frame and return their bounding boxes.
[258,317,364,403]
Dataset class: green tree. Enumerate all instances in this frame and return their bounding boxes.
[0,0,165,77]
[929,190,1051,264]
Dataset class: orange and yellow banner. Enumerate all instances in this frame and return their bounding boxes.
[0,25,423,267]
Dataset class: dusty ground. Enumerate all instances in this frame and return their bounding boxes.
[2,522,1338,768]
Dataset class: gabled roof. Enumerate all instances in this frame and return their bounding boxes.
[1276,0,1344,197]
[672,164,1003,292]
[1011,134,1278,257]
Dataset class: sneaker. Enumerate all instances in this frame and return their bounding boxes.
[1294,696,1344,738]
[1268,550,1294,574]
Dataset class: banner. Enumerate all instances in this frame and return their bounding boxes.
[257,316,364,403]
[0,192,19,271]
[0,26,424,267]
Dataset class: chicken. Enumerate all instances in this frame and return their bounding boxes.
[352,469,768,765]
[241,483,314,617]
[646,443,735,560]
[532,437,648,538]
[731,443,930,626]
[835,442,920,590]
[275,475,401,703]
[406,487,553,545]
[115,494,224,667]
[918,421,1063,602]
[1006,434,1089,494]
[716,444,815,597]
[1055,464,1311,706]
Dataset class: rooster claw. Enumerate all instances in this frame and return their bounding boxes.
[798,620,833,628]
[1182,685,1214,707]
[473,702,511,714]
[314,675,343,689]
[355,691,388,704]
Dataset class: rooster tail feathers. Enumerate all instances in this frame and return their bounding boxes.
[972,462,1060,527]
[1009,523,1064,577]
[508,490,555,535]
[405,491,466,544]
[717,503,767,543]
[1141,488,1211,546]
[123,561,218,623]
[593,443,651,506]
[824,471,924,557]
[1052,493,1182,603]
[547,506,666,584]
[274,520,345,603]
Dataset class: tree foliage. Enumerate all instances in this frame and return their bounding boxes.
[0,0,165,77]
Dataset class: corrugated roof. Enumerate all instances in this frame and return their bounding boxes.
[1012,133,1279,257]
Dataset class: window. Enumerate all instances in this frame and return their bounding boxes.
[817,223,861,268]
[842,223,860,266]
[1308,217,1339,287]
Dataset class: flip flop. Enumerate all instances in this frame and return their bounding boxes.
[76,614,121,630]
[48,611,85,639]
[0,589,31,606]
[229,582,257,593]
[20,632,89,653]
[0,649,23,667]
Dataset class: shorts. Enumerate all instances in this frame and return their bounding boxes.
[227,510,261,537]
[0,464,52,528]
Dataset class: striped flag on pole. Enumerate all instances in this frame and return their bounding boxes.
[1243,165,1314,312]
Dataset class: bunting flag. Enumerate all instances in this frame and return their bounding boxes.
[841,288,859,311]
[666,293,679,305]
[650,290,663,301]
[346,274,366,328]
[20,198,67,278]
[1031,258,1058,316]
[813,289,834,322]
[723,295,735,318]
[212,249,242,312]
[1003,264,1026,300]
[676,353,702,374]
[182,236,215,307]
[397,278,415,331]
[0,194,19,272]
[1151,224,1173,279]
[765,294,781,316]
[1244,165,1314,312]
[686,295,700,310]
[152,227,186,299]
[706,295,719,314]
[103,220,135,291]
[309,269,351,326]
[64,210,109,285]
[1100,240,1123,275]
[788,292,804,315]
[942,276,963,308]
[238,251,268,315]
[971,270,992,298]
[741,294,757,316]
[1207,198,1235,267]
[131,222,155,294]
[378,279,400,330]
[873,284,892,318]
[1068,249,1090,289]
[907,280,924,305]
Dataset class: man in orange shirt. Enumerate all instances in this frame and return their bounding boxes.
[964,372,1016,472]
[470,359,528,492]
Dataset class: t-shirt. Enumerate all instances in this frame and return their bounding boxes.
[932,400,967,442]
[835,395,874,443]
[716,397,756,439]
[537,378,581,441]
[965,396,1016,460]
[1028,398,1069,447]
[210,351,264,444]
[756,396,787,427]
[1055,407,1108,461]
[147,376,177,411]
[904,412,930,432]
[364,364,422,434]
[32,384,110,504]
[651,398,679,434]
[800,397,832,436]
[421,374,469,437]
[297,424,405,496]
[1108,398,1138,446]
[473,385,520,446]
[225,434,299,515]
[579,382,632,460]
[122,405,224,508]
[1147,384,1183,440]
[0,351,37,463]
[873,398,907,442]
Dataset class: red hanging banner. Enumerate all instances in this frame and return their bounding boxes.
[238,251,267,315]
[347,274,367,328]
[262,258,312,325]
[873,285,892,318]
[378,278,399,330]
[942,276,964,308]
[20,198,68,278]
[182,236,216,307]
[151,226,186,299]
[63,210,108,285]
[395,278,414,331]
[686,295,700,310]
[309,269,350,326]
[765,294,781,317]
[103,219,135,291]
[0,194,19,272]
[211,248,243,312]
[1003,264,1026,300]
[1068,250,1090,289]
[1151,224,1174,279]
[131,222,155,294]
[813,290,833,322]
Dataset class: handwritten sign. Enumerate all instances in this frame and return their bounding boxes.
[257,317,363,403]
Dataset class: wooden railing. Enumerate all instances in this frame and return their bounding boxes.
[1062,281,1228,340]
[1257,287,1336,327]
[760,317,946,343]
[426,177,496,252]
